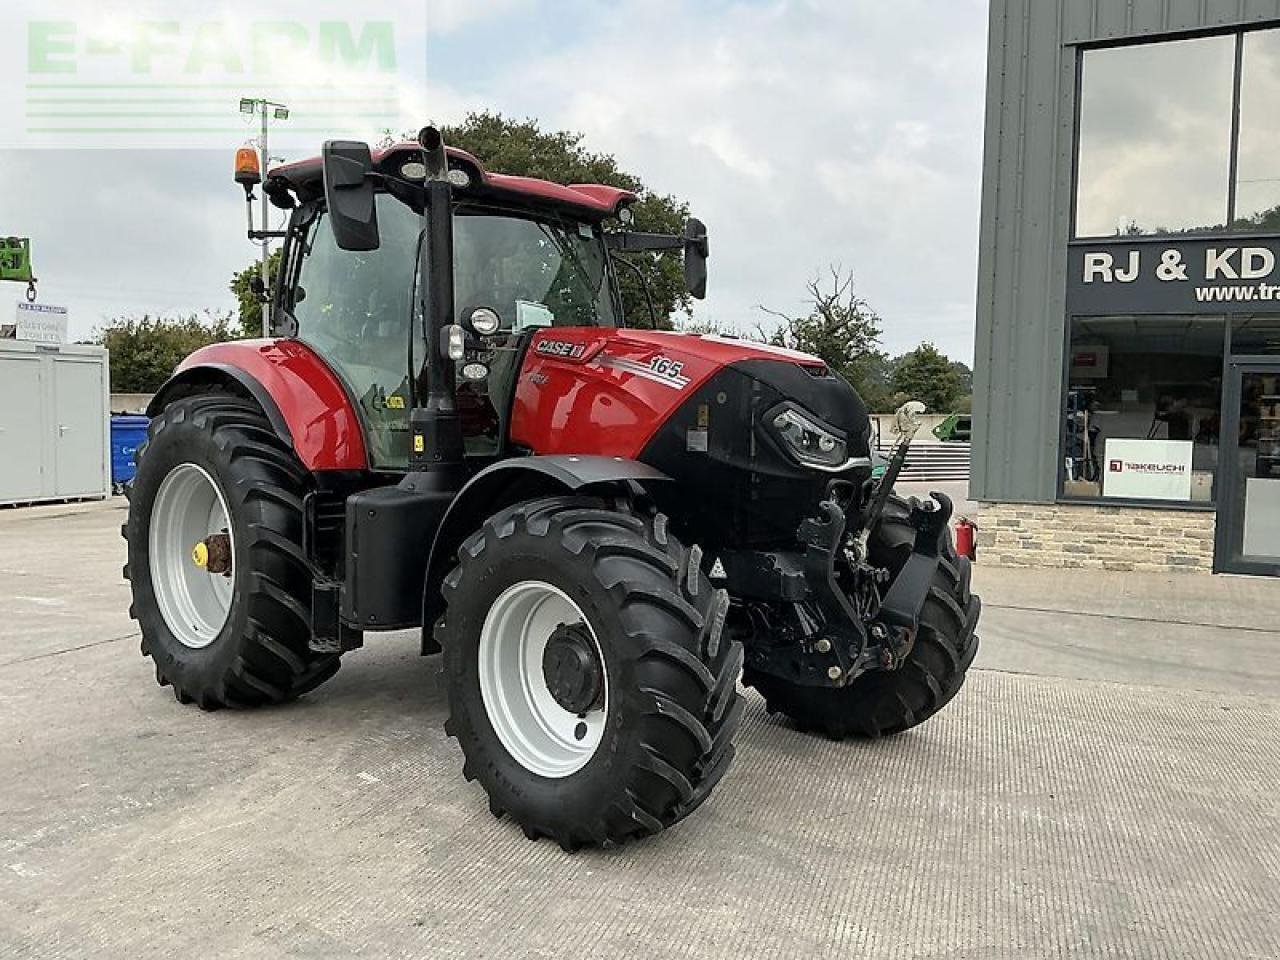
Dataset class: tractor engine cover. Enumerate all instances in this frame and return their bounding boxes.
[510,328,873,550]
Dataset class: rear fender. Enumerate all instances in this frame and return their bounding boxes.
[420,456,670,653]
[148,340,367,471]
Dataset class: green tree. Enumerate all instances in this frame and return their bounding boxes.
[95,313,243,393]
[891,342,965,413]
[758,266,893,410]
[230,249,282,336]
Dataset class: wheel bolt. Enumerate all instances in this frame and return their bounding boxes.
[827,665,843,681]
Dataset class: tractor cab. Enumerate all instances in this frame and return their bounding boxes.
[254,138,702,470]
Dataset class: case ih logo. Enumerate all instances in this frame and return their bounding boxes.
[535,339,586,360]
[1109,459,1186,475]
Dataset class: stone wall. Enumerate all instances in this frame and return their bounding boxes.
[976,502,1216,573]
[110,393,153,414]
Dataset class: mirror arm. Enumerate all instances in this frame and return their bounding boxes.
[607,232,684,253]
[610,253,658,329]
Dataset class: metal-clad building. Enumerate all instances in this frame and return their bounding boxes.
[974,0,1280,575]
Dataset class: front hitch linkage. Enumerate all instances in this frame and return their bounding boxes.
[796,401,953,685]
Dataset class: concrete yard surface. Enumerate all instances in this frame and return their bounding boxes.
[1,498,1277,959]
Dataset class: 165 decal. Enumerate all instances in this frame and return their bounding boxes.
[598,353,692,390]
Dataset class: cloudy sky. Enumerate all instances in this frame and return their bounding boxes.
[0,0,989,361]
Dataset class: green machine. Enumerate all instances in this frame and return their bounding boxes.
[1,238,38,302]
[932,413,972,444]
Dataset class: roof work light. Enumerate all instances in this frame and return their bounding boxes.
[235,147,262,188]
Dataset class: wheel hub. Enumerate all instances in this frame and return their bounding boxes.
[192,532,232,575]
[542,622,604,714]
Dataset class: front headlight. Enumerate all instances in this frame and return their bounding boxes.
[768,404,851,471]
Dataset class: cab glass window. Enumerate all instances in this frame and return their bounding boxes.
[450,210,617,459]
[453,209,616,331]
[292,194,424,469]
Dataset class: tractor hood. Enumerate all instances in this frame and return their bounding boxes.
[615,330,870,443]
[616,330,828,370]
[509,325,873,548]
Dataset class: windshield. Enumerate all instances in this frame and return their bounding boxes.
[453,207,617,330]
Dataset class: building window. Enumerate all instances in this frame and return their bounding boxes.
[1233,30,1280,232]
[1063,316,1223,504]
[1233,315,1280,354]
[1076,36,1235,238]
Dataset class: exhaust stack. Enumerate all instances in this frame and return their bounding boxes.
[410,126,464,479]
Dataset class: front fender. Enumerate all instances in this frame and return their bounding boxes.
[149,339,367,472]
[420,455,670,652]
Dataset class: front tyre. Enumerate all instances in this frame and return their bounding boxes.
[124,396,339,709]
[437,497,744,849]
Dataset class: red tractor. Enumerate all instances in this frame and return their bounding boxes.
[124,128,980,848]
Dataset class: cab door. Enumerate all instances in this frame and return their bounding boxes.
[286,195,426,470]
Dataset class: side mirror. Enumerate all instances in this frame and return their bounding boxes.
[683,217,709,300]
[322,140,380,252]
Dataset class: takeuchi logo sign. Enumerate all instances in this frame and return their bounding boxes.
[1068,236,1280,314]
[1108,458,1188,475]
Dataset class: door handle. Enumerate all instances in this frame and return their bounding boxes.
[58,424,69,436]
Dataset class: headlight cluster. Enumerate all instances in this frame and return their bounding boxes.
[769,405,852,471]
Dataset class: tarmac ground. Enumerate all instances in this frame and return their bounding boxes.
[1,493,1277,959]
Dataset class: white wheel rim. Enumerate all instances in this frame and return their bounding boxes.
[478,581,608,778]
[148,463,235,650]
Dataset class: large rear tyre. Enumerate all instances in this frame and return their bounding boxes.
[744,494,980,739]
[437,496,744,849]
[123,396,339,709]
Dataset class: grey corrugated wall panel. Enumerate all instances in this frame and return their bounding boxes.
[1061,0,1280,43]
[973,1,1076,502]
[973,0,1280,503]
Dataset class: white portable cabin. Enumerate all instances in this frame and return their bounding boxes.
[0,340,111,506]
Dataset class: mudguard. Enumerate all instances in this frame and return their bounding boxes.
[420,455,670,652]
[147,339,367,471]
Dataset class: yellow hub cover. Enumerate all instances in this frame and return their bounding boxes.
[191,540,209,569]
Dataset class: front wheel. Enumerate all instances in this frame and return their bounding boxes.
[436,497,744,849]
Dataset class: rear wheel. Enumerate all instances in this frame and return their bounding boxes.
[124,396,339,709]
[744,494,980,739]
[437,496,744,849]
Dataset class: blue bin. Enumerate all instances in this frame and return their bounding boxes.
[110,415,150,488]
